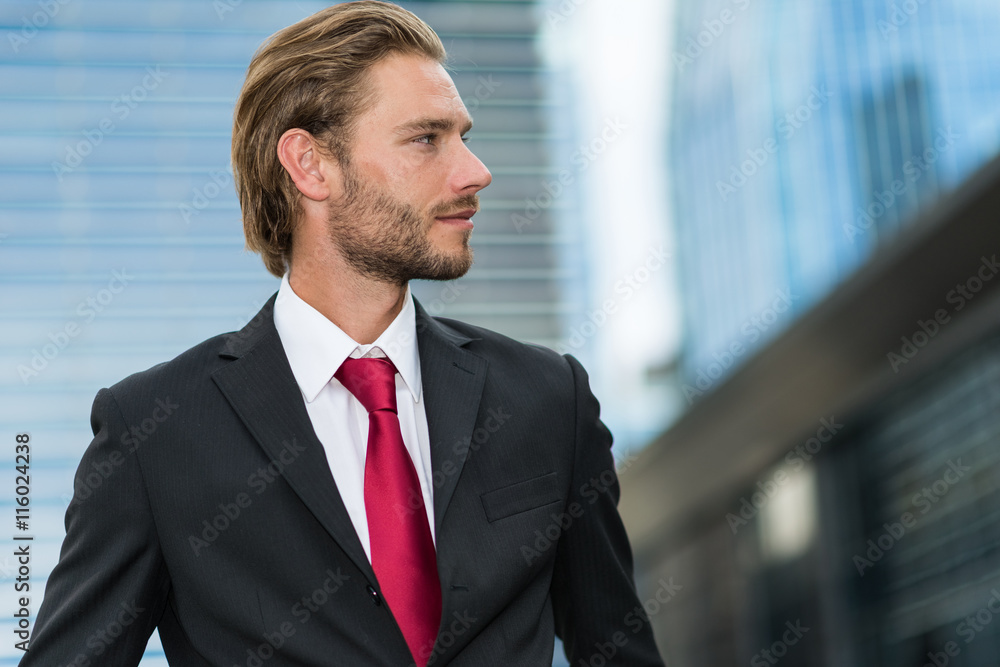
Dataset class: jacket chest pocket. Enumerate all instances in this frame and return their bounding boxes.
[480,471,561,522]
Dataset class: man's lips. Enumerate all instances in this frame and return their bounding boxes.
[435,209,478,226]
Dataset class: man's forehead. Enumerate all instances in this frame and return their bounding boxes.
[364,53,470,128]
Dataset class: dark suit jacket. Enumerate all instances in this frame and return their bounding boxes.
[21,295,664,666]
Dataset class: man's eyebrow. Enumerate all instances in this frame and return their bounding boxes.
[394,117,474,136]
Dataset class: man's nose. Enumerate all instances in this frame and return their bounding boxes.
[452,142,492,194]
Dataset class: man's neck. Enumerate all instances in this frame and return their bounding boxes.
[287,262,408,346]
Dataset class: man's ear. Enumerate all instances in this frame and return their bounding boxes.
[276,128,343,201]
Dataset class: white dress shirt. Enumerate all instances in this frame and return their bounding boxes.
[272,273,435,561]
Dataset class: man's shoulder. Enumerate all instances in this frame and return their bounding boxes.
[109,294,278,401]
[106,329,242,405]
[427,314,571,372]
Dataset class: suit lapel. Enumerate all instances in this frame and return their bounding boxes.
[414,301,488,531]
[208,294,488,599]
[211,294,376,584]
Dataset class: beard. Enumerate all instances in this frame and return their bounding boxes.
[326,164,477,286]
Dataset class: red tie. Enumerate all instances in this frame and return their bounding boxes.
[335,357,441,666]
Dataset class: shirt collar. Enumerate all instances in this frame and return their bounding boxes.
[272,273,422,405]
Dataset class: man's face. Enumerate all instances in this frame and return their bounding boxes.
[325,52,492,285]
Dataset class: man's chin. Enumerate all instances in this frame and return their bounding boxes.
[410,249,473,282]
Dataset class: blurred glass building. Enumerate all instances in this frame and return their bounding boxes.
[671,0,1000,388]
[622,0,1000,665]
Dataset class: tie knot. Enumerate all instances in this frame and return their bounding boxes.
[334,357,399,414]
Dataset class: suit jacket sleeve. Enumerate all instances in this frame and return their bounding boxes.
[550,355,665,666]
[20,388,170,666]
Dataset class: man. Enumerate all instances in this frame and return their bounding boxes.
[22,2,664,666]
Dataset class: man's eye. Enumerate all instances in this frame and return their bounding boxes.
[415,134,436,145]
